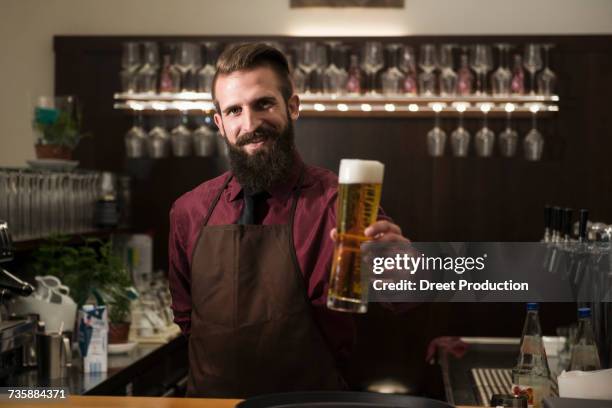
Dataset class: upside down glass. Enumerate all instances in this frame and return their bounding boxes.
[328,159,384,313]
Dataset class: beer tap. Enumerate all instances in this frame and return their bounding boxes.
[554,206,564,243]
[543,205,552,243]
[562,208,573,243]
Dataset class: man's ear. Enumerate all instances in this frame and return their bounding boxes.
[213,113,225,137]
[287,94,300,121]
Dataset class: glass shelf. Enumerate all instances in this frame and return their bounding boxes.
[113,92,559,118]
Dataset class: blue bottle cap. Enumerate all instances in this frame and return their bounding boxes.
[578,307,591,318]
[527,302,539,311]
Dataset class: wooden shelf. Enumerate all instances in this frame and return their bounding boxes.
[14,228,132,252]
[113,92,559,118]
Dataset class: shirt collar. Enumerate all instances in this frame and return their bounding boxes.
[227,151,304,202]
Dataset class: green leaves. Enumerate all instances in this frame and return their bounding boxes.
[29,235,134,322]
[33,106,87,148]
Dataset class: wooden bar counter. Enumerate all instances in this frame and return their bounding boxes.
[8,395,481,407]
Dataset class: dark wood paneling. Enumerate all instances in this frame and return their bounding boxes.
[54,35,611,396]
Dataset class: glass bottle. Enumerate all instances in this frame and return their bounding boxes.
[512,303,551,408]
[569,307,602,371]
[346,54,363,95]
[159,54,180,93]
[399,45,418,95]
[456,51,473,96]
[511,54,526,95]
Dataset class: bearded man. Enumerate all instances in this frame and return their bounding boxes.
[168,42,407,398]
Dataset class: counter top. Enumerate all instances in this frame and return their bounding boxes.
[6,395,482,408]
[3,396,240,407]
[4,335,188,395]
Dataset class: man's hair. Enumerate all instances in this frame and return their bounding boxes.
[212,42,293,112]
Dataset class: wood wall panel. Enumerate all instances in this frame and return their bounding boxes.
[54,35,611,396]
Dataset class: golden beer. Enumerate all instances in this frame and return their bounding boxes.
[327,159,384,313]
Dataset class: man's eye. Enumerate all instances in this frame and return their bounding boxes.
[227,107,241,115]
[258,100,274,109]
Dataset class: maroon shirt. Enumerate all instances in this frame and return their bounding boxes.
[168,154,386,369]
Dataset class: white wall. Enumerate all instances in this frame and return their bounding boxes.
[1,0,611,166]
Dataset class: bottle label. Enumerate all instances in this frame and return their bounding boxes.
[512,382,550,408]
[512,383,534,407]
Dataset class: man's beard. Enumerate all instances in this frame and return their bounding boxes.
[224,119,296,193]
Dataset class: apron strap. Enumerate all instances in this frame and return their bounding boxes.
[288,165,306,282]
[202,173,233,227]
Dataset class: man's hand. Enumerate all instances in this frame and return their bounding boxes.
[330,220,410,243]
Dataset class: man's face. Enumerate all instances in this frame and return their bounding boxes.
[213,66,299,155]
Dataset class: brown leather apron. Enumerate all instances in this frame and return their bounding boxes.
[186,170,344,397]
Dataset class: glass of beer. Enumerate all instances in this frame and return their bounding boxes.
[327,159,384,313]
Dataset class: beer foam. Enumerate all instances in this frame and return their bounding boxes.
[338,159,384,184]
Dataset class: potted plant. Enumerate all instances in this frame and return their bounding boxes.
[33,96,86,160]
[30,236,137,343]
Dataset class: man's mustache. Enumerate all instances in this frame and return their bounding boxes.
[235,126,279,147]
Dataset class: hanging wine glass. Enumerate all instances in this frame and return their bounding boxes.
[398,45,418,95]
[381,44,405,96]
[537,44,557,96]
[125,108,147,158]
[418,44,437,96]
[492,43,512,96]
[146,110,170,158]
[498,103,519,157]
[427,103,447,157]
[475,103,495,157]
[362,41,384,94]
[170,109,193,157]
[524,104,544,161]
[470,44,493,95]
[451,103,470,157]
[523,44,543,95]
[438,44,457,97]
[297,41,318,93]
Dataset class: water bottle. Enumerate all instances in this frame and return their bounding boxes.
[511,303,551,408]
[569,307,601,371]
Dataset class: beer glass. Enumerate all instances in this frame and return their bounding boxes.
[327,159,384,313]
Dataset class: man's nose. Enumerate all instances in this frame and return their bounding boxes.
[241,108,263,133]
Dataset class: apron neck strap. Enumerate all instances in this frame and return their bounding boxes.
[203,165,306,227]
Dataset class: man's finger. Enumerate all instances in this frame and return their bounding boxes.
[365,220,402,237]
[330,228,338,241]
[373,232,410,242]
